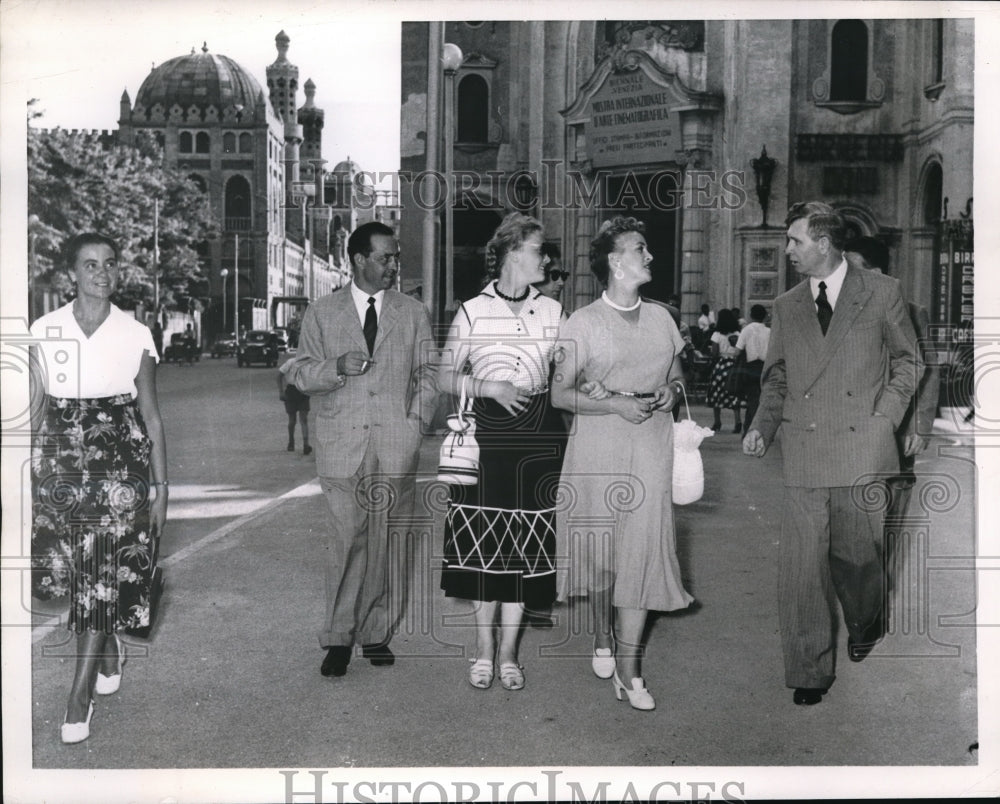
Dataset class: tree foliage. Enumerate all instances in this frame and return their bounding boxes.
[27,104,220,312]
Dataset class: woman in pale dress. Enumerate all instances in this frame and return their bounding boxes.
[552,216,693,710]
[438,212,566,691]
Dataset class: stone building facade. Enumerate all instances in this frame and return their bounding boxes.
[399,19,974,359]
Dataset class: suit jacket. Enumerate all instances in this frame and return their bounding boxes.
[287,285,437,478]
[750,265,921,487]
[898,301,940,440]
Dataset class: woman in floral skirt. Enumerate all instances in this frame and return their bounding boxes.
[706,307,743,432]
[30,232,168,744]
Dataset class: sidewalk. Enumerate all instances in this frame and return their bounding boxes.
[29,402,979,772]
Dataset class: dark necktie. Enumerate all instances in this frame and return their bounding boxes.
[816,281,833,336]
[363,297,377,355]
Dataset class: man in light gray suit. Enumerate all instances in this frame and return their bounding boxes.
[743,202,920,706]
[287,221,436,678]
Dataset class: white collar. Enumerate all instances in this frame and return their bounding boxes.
[810,258,848,309]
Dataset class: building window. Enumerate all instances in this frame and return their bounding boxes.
[239,132,252,153]
[923,162,943,227]
[223,132,236,153]
[195,131,211,154]
[932,19,944,84]
[925,19,946,100]
[457,74,489,142]
[179,131,193,153]
[830,20,868,101]
[813,19,883,113]
[188,173,207,193]
[225,175,252,230]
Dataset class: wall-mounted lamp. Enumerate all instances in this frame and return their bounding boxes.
[750,145,777,228]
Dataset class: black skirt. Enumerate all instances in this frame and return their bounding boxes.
[441,392,567,608]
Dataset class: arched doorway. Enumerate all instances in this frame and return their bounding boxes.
[602,171,679,303]
[448,208,504,306]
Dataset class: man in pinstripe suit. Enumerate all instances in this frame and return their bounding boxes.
[743,202,920,705]
[287,222,436,678]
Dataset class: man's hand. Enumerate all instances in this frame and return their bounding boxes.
[743,429,767,457]
[337,351,374,376]
[903,433,928,456]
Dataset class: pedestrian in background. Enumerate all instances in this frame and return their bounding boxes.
[743,202,920,706]
[438,212,566,692]
[277,360,311,455]
[697,303,715,332]
[707,307,743,432]
[532,241,569,302]
[733,304,770,436]
[30,232,169,744]
[183,323,197,366]
[552,216,692,711]
[285,221,436,679]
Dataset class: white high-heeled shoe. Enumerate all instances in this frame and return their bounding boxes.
[61,700,94,744]
[591,637,615,679]
[612,672,655,710]
[95,635,125,695]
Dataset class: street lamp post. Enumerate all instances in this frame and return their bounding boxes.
[422,23,443,324]
[220,268,229,333]
[234,233,240,340]
[442,42,463,317]
[28,214,40,321]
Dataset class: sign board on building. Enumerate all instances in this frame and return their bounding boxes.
[587,70,682,168]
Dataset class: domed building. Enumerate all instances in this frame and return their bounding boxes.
[117,34,355,339]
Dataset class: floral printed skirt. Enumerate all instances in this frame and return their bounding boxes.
[31,394,155,633]
[706,356,740,408]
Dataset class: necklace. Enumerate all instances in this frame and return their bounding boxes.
[601,291,641,312]
[494,282,529,303]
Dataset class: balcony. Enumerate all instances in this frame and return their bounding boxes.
[225,217,251,232]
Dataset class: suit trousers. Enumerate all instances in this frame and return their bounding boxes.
[778,483,887,689]
[317,441,416,648]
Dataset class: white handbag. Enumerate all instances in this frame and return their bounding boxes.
[672,385,714,505]
[437,377,479,485]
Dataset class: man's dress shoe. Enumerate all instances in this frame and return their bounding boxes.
[361,644,395,666]
[321,646,351,677]
[793,687,828,706]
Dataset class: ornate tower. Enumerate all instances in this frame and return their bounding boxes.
[267,29,304,216]
[298,78,324,183]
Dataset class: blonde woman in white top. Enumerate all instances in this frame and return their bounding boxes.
[30,233,168,744]
[438,212,566,692]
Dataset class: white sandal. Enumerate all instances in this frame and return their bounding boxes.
[498,662,525,691]
[468,658,494,689]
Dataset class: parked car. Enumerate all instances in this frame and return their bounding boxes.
[210,333,238,358]
[237,330,279,367]
[163,332,199,364]
[270,328,289,353]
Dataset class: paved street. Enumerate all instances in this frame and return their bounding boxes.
[27,354,980,779]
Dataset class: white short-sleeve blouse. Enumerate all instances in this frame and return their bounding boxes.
[30,302,159,399]
[450,284,562,393]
